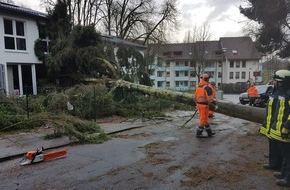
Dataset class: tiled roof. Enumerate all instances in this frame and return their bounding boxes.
[220,37,261,60]
[149,41,223,61]
[0,2,47,19]
[149,37,261,61]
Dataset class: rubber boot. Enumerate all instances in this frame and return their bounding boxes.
[274,172,284,179]
[205,125,215,137]
[196,126,205,138]
[276,179,290,187]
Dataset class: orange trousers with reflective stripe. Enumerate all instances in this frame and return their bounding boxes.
[197,104,209,126]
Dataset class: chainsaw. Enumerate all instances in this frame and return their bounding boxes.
[20,147,67,166]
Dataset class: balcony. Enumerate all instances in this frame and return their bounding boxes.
[174,66,190,71]
[174,76,190,81]
[203,67,216,72]
[174,86,190,91]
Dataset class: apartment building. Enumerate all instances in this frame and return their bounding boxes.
[0,2,48,96]
[148,37,262,91]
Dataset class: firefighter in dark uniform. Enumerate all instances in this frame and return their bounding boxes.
[260,69,290,187]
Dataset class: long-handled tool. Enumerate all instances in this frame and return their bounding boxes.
[179,109,198,128]
[20,147,67,166]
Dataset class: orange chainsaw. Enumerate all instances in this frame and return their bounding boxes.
[20,147,67,166]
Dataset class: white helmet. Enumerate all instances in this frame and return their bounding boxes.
[273,70,290,81]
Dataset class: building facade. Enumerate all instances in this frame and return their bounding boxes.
[148,37,262,91]
[0,2,48,97]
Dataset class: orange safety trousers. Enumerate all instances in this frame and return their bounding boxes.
[197,104,209,126]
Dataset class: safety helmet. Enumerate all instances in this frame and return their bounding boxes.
[273,70,290,81]
[201,73,210,79]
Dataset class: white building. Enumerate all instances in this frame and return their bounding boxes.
[0,2,48,96]
[148,37,262,91]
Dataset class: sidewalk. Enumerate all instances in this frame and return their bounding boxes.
[0,119,153,163]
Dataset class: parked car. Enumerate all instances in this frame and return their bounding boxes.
[239,85,274,107]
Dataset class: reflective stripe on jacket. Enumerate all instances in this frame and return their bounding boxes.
[267,89,290,142]
[260,96,275,138]
[194,80,213,104]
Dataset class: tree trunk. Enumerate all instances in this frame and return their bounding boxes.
[112,80,265,124]
[82,78,265,124]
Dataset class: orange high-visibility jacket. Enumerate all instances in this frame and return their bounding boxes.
[247,85,259,98]
[194,80,213,104]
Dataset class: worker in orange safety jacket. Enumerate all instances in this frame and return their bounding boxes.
[247,83,259,106]
[194,73,216,138]
[208,81,216,118]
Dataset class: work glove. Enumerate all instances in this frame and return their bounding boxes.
[209,101,218,111]
[281,128,290,140]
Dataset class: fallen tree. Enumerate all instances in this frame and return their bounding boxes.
[83,78,266,124]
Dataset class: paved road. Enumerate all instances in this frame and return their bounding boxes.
[223,94,240,104]
[0,110,279,190]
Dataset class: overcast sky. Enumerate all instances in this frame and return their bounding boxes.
[13,0,249,43]
[175,0,248,42]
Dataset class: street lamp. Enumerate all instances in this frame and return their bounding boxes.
[248,67,252,85]
[221,48,227,90]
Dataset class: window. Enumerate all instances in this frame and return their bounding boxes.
[242,72,246,79]
[190,71,196,77]
[157,71,162,77]
[173,51,182,56]
[4,19,26,50]
[208,71,214,78]
[230,61,234,68]
[163,52,170,56]
[176,81,179,87]
[176,62,179,66]
[166,81,170,87]
[184,81,188,86]
[38,22,47,39]
[218,61,222,67]
[185,61,188,66]
[218,72,222,78]
[157,81,163,87]
[235,72,240,79]
[242,61,246,68]
[236,61,240,68]
[175,71,179,77]
[229,72,233,79]
[166,62,170,67]
[184,71,188,76]
[166,72,170,77]
[190,81,196,87]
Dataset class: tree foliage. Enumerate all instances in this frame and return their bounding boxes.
[240,0,290,58]
[45,24,119,82]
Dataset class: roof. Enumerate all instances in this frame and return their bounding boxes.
[149,41,223,61]
[149,37,261,61]
[0,2,47,19]
[220,37,261,60]
[101,35,147,50]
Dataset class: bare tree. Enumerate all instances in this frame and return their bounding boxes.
[185,22,213,83]
[40,0,179,43]
[100,0,179,44]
